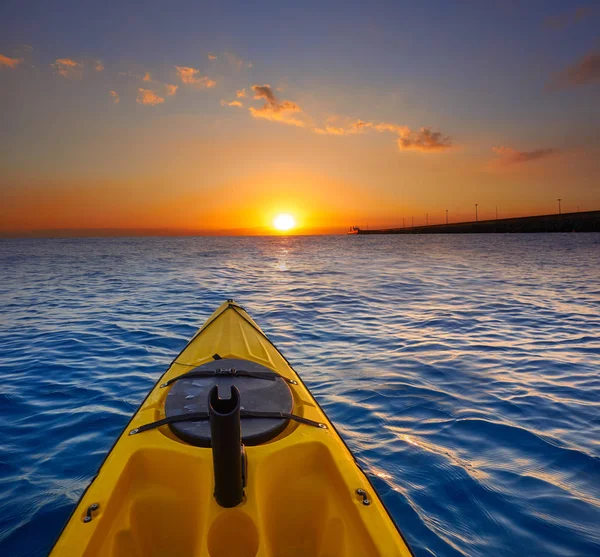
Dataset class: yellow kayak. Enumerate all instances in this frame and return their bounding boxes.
[50,300,413,557]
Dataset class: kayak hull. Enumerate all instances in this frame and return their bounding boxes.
[50,301,413,557]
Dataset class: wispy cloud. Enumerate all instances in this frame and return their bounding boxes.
[0,53,23,69]
[95,60,104,72]
[221,99,243,107]
[175,65,216,88]
[52,58,82,78]
[224,52,253,70]
[314,117,451,152]
[165,84,178,96]
[373,122,407,134]
[136,88,164,106]
[492,145,558,164]
[142,72,153,82]
[314,125,349,136]
[249,84,304,127]
[229,84,451,152]
[544,6,592,30]
[549,51,600,89]
[109,90,120,104]
[208,53,217,61]
[314,118,378,135]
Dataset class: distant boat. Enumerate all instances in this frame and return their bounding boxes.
[347,226,360,235]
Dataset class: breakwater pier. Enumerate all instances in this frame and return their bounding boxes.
[349,210,600,234]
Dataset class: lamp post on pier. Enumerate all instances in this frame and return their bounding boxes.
[475,204,478,222]
[557,198,562,215]
[446,209,448,224]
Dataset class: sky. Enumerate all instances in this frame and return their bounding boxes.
[1,0,599,235]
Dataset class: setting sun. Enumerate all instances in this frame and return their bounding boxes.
[273,213,296,232]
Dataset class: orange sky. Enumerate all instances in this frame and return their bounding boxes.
[1,3,599,235]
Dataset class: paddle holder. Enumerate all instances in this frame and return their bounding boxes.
[209,385,246,507]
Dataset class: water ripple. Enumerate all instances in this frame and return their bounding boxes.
[1,235,599,556]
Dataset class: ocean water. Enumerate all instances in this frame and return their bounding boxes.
[0,235,599,557]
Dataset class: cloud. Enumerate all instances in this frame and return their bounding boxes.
[142,72,153,82]
[314,126,348,135]
[109,90,119,104]
[313,117,450,152]
[224,52,253,70]
[544,6,592,30]
[175,65,216,88]
[313,119,374,135]
[136,88,164,106]
[52,58,82,78]
[236,88,246,98]
[221,99,243,107]
[252,84,277,103]
[373,122,408,134]
[165,84,178,96]
[95,60,104,72]
[0,54,22,69]
[492,145,558,164]
[353,119,374,132]
[243,83,452,152]
[397,128,452,151]
[208,53,217,61]
[249,84,305,127]
[550,51,600,89]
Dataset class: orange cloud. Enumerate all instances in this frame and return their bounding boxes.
[249,84,305,127]
[142,72,153,82]
[221,99,243,107]
[165,84,178,96]
[109,90,119,104]
[95,60,104,72]
[208,53,217,61]
[236,88,246,98]
[0,54,22,69]
[314,126,347,135]
[492,145,558,164]
[313,117,449,152]
[175,66,216,88]
[136,88,164,106]
[373,122,408,134]
[52,58,82,78]
[397,128,452,151]
[314,118,373,135]
[315,118,404,136]
[550,51,600,89]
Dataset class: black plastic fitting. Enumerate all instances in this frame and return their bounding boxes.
[208,385,245,507]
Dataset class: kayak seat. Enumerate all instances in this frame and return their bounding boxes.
[164,358,293,447]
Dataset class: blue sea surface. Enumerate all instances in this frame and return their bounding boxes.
[1,235,599,556]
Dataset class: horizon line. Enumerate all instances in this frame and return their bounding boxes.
[2,209,598,239]
[0,227,346,239]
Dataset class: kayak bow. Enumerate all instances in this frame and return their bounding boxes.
[50,300,413,557]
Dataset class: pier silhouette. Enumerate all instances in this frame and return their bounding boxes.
[348,210,600,234]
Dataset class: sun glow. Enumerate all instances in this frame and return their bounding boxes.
[273,213,296,232]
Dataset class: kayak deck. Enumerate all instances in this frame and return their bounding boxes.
[50,301,413,557]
